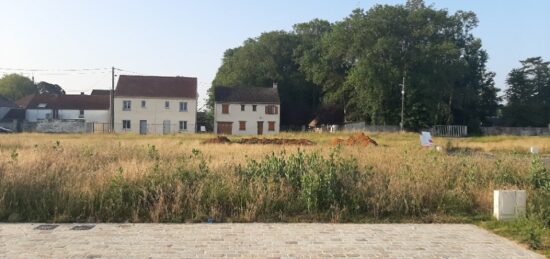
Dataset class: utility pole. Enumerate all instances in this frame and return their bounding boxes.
[400,40,406,132]
[111,67,115,132]
[400,74,405,132]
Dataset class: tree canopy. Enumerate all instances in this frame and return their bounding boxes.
[210,0,500,131]
[503,57,550,127]
[0,74,36,101]
[0,74,66,101]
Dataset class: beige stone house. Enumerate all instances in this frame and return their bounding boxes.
[214,85,280,135]
[114,75,197,134]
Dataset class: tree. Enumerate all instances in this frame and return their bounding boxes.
[211,31,320,126]
[503,57,550,126]
[210,0,499,130]
[0,74,36,101]
[36,81,65,95]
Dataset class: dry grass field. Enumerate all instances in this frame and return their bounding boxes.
[0,132,548,253]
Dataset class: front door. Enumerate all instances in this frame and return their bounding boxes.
[139,120,147,135]
[257,121,263,135]
[163,120,171,135]
[217,122,232,135]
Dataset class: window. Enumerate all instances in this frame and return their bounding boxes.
[222,104,229,114]
[38,103,47,108]
[122,120,131,130]
[165,101,170,109]
[268,121,276,131]
[79,109,84,118]
[179,121,187,131]
[265,105,278,115]
[179,102,188,112]
[123,100,131,111]
[241,104,245,111]
[141,100,146,108]
[239,121,246,131]
[252,105,257,112]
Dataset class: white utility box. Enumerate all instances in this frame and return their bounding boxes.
[493,190,526,221]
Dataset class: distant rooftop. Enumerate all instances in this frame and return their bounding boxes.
[115,75,197,99]
[214,86,279,104]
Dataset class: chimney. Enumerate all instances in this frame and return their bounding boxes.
[273,82,278,89]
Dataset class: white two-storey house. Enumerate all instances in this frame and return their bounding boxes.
[214,84,280,135]
[114,75,197,134]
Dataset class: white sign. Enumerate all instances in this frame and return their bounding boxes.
[420,131,433,147]
[200,126,206,132]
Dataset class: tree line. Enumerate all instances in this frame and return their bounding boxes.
[210,0,549,131]
[0,74,65,100]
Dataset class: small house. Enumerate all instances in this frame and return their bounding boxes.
[214,84,280,135]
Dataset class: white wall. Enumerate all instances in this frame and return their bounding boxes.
[58,110,109,123]
[26,109,108,123]
[214,103,280,135]
[114,97,197,134]
[26,109,52,122]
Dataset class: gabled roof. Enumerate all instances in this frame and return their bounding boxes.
[214,87,280,104]
[91,89,111,95]
[115,75,197,99]
[0,95,18,108]
[16,94,109,110]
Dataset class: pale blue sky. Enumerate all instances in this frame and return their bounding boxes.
[0,0,548,109]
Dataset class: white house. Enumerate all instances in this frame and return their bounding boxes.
[214,84,280,135]
[16,93,109,123]
[114,75,197,134]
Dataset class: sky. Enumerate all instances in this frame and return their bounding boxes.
[0,0,549,110]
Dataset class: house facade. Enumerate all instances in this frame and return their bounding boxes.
[16,94,109,123]
[114,75,197,134]
[214,85,280,135]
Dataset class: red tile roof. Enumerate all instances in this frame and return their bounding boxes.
[16,94,109,110]
[115,75,197,99]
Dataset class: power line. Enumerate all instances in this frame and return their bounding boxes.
[0,67,109,72]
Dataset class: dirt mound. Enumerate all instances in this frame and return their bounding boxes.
[202,136,315,145]
[332,133,378,147]
[202,136,231,144]
[236,137,314,145]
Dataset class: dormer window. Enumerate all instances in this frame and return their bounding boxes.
[37,103,47,108]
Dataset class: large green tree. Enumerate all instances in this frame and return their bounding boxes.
[0,74,36,101]
[503,57,550,126]
[210,0,499,130]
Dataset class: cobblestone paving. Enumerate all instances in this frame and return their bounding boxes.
[0,223,542,258]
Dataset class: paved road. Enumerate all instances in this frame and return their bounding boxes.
[0,223,542,258]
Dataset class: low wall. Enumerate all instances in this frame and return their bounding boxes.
[481,126,550,136]
[342,122,400,132]
[34,120,88,133]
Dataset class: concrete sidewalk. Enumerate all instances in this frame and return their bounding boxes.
[0,223,542,258]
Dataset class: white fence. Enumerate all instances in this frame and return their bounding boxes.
[431,125,468,137]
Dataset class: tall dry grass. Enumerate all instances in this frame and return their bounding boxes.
[0,132,547,223]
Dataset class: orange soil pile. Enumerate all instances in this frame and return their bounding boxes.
[331,133,378,147]
[236,137,315,145]
[202,136,231,144]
